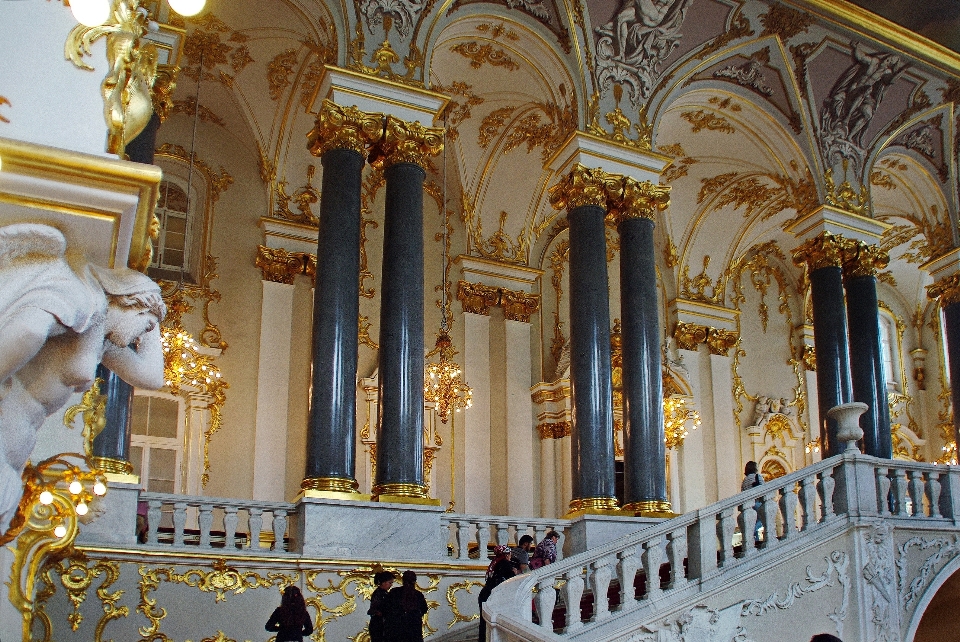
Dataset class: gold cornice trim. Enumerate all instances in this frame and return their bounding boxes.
[310,65,450,120]
[783,0,960,77]
[454,254,545,278]
[543,131,674,172]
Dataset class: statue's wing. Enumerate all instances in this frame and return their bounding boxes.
[64,23,120,72]
[0,224,66,270]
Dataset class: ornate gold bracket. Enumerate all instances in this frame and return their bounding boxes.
[673,322,738,356]
[255,245,317,285]
[456,281,541,322]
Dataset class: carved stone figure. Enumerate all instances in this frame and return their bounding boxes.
[0,224,166,533]
[595,0,692,106]
[752,396,770,426]
[862,523,897,641]
[820,42,908,172]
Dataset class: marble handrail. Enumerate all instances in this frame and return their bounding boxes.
[483,453,945,639]
[440,514,571,560]
[139,492,295,552]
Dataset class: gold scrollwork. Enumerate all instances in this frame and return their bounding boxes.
[680,109,735,134]
[531,387,570,404]
[500,288,541,322]
[274,165,320,226]
[680,256,725,305]
[63,378,107,458]
[473,211,529,265]
[446,581,483,626]
[450,41,520,71]
[54,554,127,636]
[373,116,444,169]
[611,176,670,223]
[549,240,569,369]
[359,315,379,351]
[797,344,817,371]
[823,167,868,216]
[308,99,385,157]
[0,95,11,123]
[537,421,571,439]
[155,143,234,203]
[791,231,846,271]
[841,239,889,278]
[586,86,652,151]
[255,245,315,285]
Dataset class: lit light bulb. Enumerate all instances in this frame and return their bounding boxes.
[70,0,111,27]
[169,0,207,16]
[93,482,107,496]
[69,481,83,495]
[76,502,89,516]
[54,525,67,538]
[39,491,54,505]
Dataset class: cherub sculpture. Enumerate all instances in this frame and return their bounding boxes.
[0,224,166,533]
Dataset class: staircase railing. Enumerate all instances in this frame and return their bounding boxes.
[440,514,570,560]
[484,453,959,640]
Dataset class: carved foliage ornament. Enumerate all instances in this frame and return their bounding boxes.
[372,115,444,168]
[308,99,386,157]
[841,240,889,279]
[792,232,846,271]
[927,273,960,307]
[673,322,738,356]
[549,164,670,221]
[456,280,541,322]
[255,245,317,285]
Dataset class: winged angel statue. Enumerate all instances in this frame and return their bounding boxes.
[595,0,692,108]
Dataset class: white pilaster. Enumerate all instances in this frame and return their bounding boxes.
[463,311,491,515]
[252,280,296,501]
[709,353,739,500]
[678,348,708,510]
[505,319,535,516]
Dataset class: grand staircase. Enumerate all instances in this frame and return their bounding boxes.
[483,452,960,642]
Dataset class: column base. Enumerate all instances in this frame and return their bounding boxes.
[91,456,133,476]
[563,496,620,519]
[302,476,360,493]
[372,483,440,505]
[623,499,678,518]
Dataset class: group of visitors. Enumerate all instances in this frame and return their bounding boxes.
[264,570,429,642]
[477,530,561,641]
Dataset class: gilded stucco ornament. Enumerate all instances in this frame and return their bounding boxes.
[611,176,670,222]
[673,322,738,356]
[307,100,385,157]
[792,232,846,271]
[62,379,107,458]
[151,66,178,123]
[457,280,500,316]
[65,0,159,154]
[927,273,960,307]
[537,421,572,439]
[373,116,444,168]
[0,95,11,123]
[823,167,869,216]
[255,245,315,285]
[548,163,621,212]
[841,240,889,278]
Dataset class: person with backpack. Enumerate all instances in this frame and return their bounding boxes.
[387,570,429,642]
[265,586,313,642]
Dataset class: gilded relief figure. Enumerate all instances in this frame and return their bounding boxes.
[819,42,907,172]
[0,224,166,534]
[595,0,692,106]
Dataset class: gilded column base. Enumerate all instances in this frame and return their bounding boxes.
[563,496,621,518]
[91,456,134,476]
[300,477,370,502]
[623,499,677,518]
[372,483,440,506]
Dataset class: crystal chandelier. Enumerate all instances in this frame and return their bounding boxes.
[663,395,700,450]
[424,329,473,424]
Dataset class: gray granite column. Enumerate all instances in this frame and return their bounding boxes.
[615,179,672,514]
[372,116,443,500]
[843,241,892,458]
[303,100,384,493]
[793,233,853,457]
[548,164,619,513]
[92,112,162,475]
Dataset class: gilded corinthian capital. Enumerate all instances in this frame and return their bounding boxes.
[928,274,960,307]
[373,116,444,168]
[791,232,845,271]
[612,177,671,223]
[548,163,622,211]
[841,239,889,278]
[255,245,314,285]
[307,100,385,157]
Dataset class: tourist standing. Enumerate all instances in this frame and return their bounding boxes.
[265,586,313,642]
[387,570,429,642]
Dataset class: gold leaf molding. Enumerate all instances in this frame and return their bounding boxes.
[256,245,317,285]
[456,280,541,322]
[673,322,738,356]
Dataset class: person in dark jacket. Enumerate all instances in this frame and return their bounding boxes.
[478,559,515,642]
[387,570,429,642]
[368,571,394,642]
[265,585,313,642]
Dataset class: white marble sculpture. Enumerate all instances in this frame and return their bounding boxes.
[0,223,166,534]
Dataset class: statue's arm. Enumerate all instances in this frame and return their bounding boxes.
[100,324,164,390]
[0,308,60,384]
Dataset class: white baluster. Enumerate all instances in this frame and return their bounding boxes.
[909,470,925,517]
[761,491,779,549]
[147,500,163,545]
[561,568,585,633]
[778,486,798,540]
[590,557,613,622]
[535,577,556,630]
[876,467,891,517]
[798,475,818,530]
[717,509,736,566]
[198,505,214,547]
[223,506,238,549]
[818,469,836,520]
[616,546,639,612]
[927,471,943,518]
[172,501,187,547]
[248,508,263,550]
[892,468,910,516]
[738,502,758,558]
[667,527,687,589]
[477,520,491,558]
[457,521,472,560]
[272,510,287,551]
[496,522,511,546]
[641,535,665,600]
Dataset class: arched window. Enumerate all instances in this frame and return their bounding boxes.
[151,180,190,273]
[879,309,901,393]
